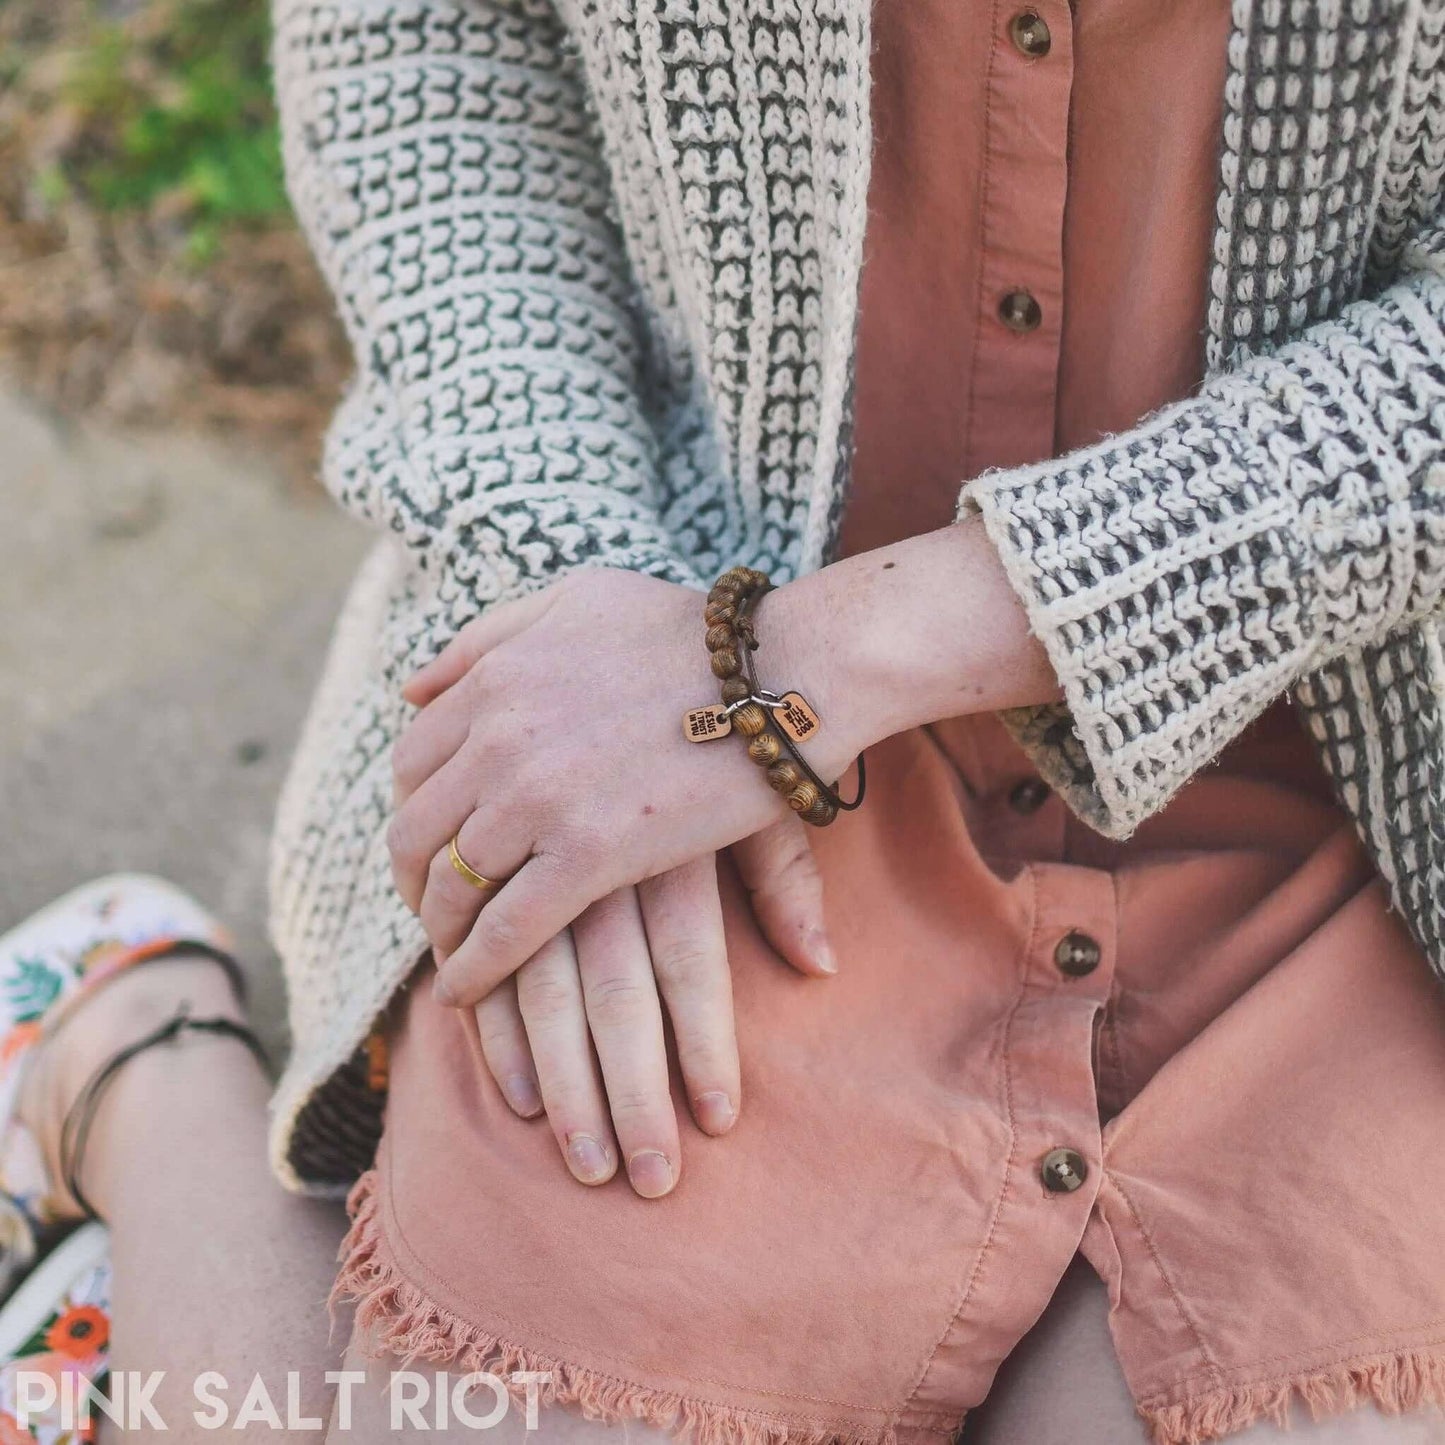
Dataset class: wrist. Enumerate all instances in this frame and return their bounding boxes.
[762,517,1059,756]
[757,561,929,774]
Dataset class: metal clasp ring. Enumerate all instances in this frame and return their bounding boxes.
[721,691,787,719]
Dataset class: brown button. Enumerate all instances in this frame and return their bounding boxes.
[1054,930,1101,977]
[1041,1147,1088,1193]
[1009,10,1052,58]
[998,289,1042,332]
[1008,778,1051,815]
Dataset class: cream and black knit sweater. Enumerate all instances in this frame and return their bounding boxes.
[268,0,1445,1191]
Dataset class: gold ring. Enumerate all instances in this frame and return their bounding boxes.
[448,835,502,892]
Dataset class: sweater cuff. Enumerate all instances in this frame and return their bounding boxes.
[957,403,1313,840]
[958,258,1445,838]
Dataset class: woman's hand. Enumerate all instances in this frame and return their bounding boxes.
[471,823,834,1198]
[389,519,1058,1012]
[388,568,870,1009]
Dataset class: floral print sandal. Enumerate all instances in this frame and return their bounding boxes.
[0,876,261,1443]
[0,1223,109,1444]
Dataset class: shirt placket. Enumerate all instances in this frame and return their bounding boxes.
[963,0,1074,479]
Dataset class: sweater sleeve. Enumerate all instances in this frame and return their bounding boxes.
[959,219,1445,839]
[272,0,701,653]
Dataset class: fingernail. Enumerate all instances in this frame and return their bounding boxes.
[627,1149,675,1199]
[503,1074,543,1117]
[432,973,457,1007]
[566,1134,612,1185]
[695,1091,736,1134]
[810,930,838,975]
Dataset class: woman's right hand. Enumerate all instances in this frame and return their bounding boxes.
[469,818,835,1198]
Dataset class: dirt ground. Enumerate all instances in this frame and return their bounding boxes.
[1,2,369,1038]
[0,387,367,1049]
[0,0,351,487]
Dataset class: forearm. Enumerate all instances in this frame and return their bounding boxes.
[769,518,1061,762]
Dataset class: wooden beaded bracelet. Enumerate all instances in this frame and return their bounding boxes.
[682,566,866,827]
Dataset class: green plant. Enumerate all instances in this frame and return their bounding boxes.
[59,0,290,258]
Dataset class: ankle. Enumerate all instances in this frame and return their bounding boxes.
[19,955,254,1222]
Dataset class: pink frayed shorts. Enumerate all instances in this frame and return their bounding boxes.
[338,707,1445,1445]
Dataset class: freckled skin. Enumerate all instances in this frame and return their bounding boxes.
[401,521,1057,1017]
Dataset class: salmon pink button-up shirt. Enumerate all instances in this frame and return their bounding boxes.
[843,0,1324,793]
[842,0,1234,554]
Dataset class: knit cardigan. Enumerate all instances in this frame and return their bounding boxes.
[267,0,1445,1192]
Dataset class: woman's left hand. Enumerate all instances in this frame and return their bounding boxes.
[388,568,868,1009]
[472,820,834,1197]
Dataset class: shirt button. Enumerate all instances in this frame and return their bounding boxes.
[1009,10,1052,58]
[998,289,1042,332]
[1008,778,1051,814]
[1054,930,1101,977]
[1040,1147,1088,1193]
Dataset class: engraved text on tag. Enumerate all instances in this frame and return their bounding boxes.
[683,705,733,742]
[776,692,821,743]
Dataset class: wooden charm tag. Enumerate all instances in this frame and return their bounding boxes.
[683,704,732,743]
[776,691,822,743]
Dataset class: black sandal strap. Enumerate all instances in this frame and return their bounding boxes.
[58,1007,270,1221]
[139,941,250,1009]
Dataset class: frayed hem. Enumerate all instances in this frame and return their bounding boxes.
[333,1171,906,1445]
[1141,1349,1445,1444]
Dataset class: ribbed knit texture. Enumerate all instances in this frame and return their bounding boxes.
[268,0,1445,1191]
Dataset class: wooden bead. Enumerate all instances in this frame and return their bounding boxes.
[705,622,736,653]
[801,797,838,827]
[710,647,741,679]
[704,600,736,627]
[767,760,801,793]
[787,781,821,813]
[747,732,781,765]
[721,676,751,705]
[732,703,767,737]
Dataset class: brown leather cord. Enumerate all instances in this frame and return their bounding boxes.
[59,1006,270,1221]
[734,583,867,814]
[734,585,866,815]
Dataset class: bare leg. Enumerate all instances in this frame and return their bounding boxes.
[21,956,347,1442]
[966,1256,1443,1445]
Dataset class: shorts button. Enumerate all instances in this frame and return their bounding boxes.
[1009,10,1052,58]
[1054,929,1101,977]
[998,288,1042,332]
[1008,777,1051,814]
[1041,1147,1088,1193]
